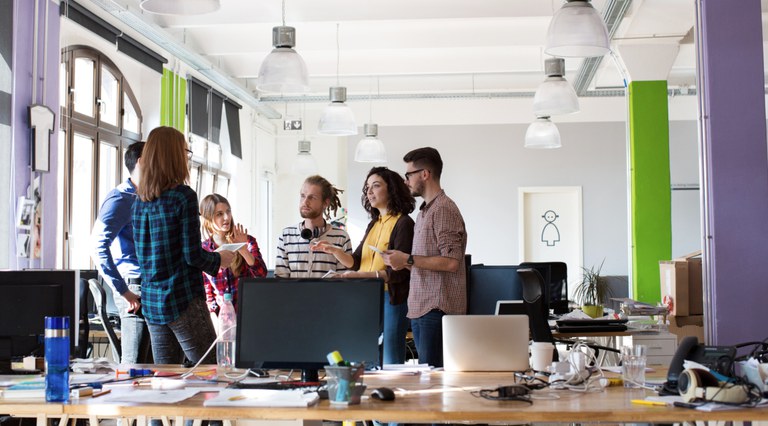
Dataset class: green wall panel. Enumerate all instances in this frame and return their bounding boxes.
[161,68,186,132]
[628,80,671,304]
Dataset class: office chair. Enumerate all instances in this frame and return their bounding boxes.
[517,268,557,346]
[517,268,620,364]
[88,278,121,362]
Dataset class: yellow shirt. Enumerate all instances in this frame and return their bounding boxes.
[361,213,401,278]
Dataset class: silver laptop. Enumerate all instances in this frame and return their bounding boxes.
[442,315,530,372]
[495,300,526,316]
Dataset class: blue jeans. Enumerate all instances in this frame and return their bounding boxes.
[410,309,444,368]
[146,298,216,364]
[113,284,151,364]
[382,301,409,364]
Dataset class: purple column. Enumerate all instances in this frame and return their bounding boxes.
[11,0,59,268]
[697,0,768,345]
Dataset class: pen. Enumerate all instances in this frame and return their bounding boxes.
[631,399,668,407]
[92,389,111,398]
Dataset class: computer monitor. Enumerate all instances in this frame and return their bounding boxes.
[0,270,80,373]
[235,278,383,382]
[520,261,569,314]
[467,265,524,315]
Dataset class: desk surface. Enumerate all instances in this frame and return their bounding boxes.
[3,369,765,423]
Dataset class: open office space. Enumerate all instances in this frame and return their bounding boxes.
[1,0,768,415]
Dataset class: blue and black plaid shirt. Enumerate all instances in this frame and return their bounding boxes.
[132,184,220,324]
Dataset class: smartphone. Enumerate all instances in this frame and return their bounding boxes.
[368,245,384,255]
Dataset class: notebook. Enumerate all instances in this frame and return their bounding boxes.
[442,315,530,372]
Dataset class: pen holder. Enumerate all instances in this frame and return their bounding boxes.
[324,364,366,405]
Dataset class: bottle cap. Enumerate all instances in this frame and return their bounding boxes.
[45,316,70,330]
[327,350,344,365]
[224,292,233,301]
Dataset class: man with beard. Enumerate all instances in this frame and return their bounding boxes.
[275,175,353,278]
[383,147,467,368]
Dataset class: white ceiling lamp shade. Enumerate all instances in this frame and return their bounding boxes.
[524,117,562,149]
[140,0,220,15]
[318,24,356,136]
[292,140,319,175]
[318,87,357,136]
[257,26,310,94]
[545,0,610,58]
[533,58,579,116]
[355,124,386,163]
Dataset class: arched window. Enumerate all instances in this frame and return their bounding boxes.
[60,46,142,269]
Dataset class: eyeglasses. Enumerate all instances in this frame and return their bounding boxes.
[186,149,194,159]
[404,169,424,180]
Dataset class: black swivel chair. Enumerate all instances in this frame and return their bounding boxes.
[517,268,557,345]
[517,268,620,364]
[88,278,121,362]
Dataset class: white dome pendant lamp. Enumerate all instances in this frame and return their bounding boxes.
[318,24,357,136]
[257,0,310,93]
[355,124,386,163]
[524,117,562,149]
[545,0,610,58]
[533,58,579,116]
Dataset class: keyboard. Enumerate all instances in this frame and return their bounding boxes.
[227,380,324,390]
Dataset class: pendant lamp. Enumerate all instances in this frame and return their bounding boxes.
[257,1,309,93]
[545,0,610,58]
[292,140,318,175]
[318,87,357,135]
[140,0,220,15]
[524,117,562,149]
[533,58,579,116]
[318,24,357,136]
[355,124,386,163]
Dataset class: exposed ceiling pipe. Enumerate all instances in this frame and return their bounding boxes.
[572,0,633,95]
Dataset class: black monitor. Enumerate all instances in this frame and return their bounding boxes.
[0,270,79,373]
[520,261,569,314]
[235,278,383,382]
[468,265,525,315]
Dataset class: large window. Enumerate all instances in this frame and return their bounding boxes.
[60,47,142,269]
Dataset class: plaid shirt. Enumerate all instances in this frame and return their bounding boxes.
[202,235,268,314]
[408,190,468,318]
[132,185,220,324]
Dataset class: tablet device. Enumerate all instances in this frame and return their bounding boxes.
[215,243,246,252]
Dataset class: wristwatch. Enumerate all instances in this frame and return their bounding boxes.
[407,254,415,266]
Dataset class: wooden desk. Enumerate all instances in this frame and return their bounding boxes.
[4,370,766,424]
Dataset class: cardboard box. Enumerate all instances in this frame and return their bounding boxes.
[659,251,703,316]
[668,315,704,343]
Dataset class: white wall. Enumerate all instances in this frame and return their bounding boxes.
[344,122,631,276]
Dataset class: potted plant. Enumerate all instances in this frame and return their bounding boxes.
[574,260,612,318]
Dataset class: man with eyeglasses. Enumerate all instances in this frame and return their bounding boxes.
[383,147,467,368]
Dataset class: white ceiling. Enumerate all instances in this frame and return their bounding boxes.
[89,0,713,104]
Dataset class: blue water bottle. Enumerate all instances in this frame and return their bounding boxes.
[45,316,70,402]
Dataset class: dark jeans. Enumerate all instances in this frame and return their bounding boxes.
[383,300,410,364]
[146,298,216,364]
[410,309,445,368]
[113,284,151,364]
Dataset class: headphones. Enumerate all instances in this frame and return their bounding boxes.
[300,221,326,240]
[678,368,751,404]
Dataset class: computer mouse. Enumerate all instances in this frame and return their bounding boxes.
[370,387,396,401]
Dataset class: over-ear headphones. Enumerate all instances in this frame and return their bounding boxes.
[678,368,751,404]
[300,222,326,240]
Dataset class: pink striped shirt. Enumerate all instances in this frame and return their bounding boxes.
[408,190,468,318]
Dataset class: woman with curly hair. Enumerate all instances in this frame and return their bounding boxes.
[314,167,415,364]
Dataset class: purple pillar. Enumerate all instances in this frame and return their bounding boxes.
[11,0,59,268]
[697,0,768,345]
